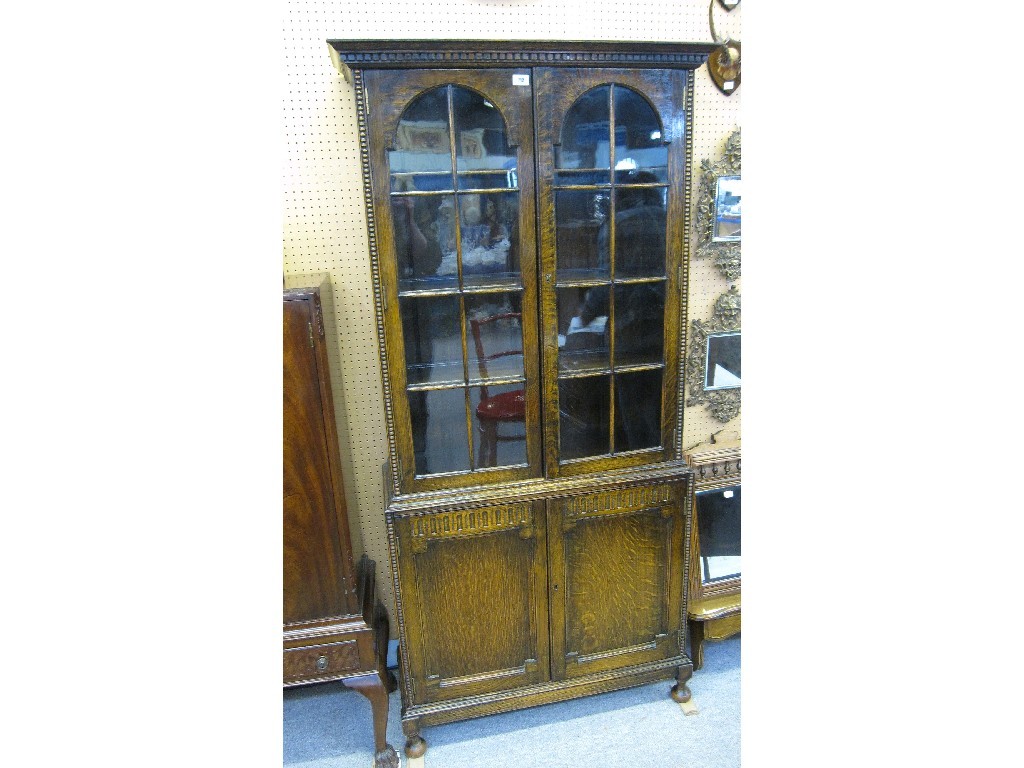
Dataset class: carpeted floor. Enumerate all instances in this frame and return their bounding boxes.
[284,634,740,768]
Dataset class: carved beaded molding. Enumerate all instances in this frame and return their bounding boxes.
[694,128,741,280]
[685,286,741,423]
[328,40,717,78]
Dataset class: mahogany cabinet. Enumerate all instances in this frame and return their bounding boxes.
[326,39,717,758]
[283,281,399,768]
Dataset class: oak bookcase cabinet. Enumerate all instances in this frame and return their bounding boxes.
[283,282,399,768]
[327,39,716,758]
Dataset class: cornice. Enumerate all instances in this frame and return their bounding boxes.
[328,39,718,79]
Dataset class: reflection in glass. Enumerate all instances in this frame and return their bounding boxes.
[470,383,527,469]
[399,295,463,386]
[467,293,524,381]
[704,332,740,390]
[696,486,741,583]
[607,181,666,278]
[613,283,664,367]
[453,87,517,183]
[613,87,668,174]
[713,175,741,241]
[555,189,610,280]
[556,86,611,171]
[412,387,471,476]
[557,286,609,374]
[559,374,610,460]
[614,369,662,452]
[458,193,519,287]
[389,86,453,181]
[393,194,458,292]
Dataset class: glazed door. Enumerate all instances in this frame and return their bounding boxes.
[546,482,687,679]
[362,69,542,493]
[391,501,550,703]
[534,68,689,477]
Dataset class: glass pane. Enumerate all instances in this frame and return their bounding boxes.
[613,283,664,368]
[399,294,463,386]
[554,168,610,187]
[559,374,610,460]
[389,86,453,185]
[452,87,517,186]
[470,383,527,469]
[467,293,524,381]
[411,387,471,476]
[555,189,610,281]
[705,332,741,389]
[457,171,518,191]
[393,194,459,292]
[556,86,611,171]
[614,369,662,452]
[458,193,520,288]
[557,286,609,374]
[697,486,741,583]
[612,87,668,175]
[713,176,741,241]
[612,184,666,278]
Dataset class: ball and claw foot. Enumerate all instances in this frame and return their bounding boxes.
[405,735,427,760]
[375,745,400,768]
[670,683,692,704]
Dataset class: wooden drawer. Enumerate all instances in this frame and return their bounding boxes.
[283,639,360,684]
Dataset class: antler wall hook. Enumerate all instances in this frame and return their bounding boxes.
[708,0,741,96]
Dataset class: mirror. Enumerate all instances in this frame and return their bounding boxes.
[695,129,741,280]
[712,176,741,241]
[704,332,740,390]
[686,286,741,422]
[696,484,741,584]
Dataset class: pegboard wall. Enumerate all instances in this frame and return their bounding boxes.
[282,0,742,620]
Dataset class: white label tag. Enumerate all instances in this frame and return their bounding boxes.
[513,74,530,86]
[723,490,734,498]
[724,80,735,89]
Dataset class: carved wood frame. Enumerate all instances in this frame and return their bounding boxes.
[694,128,741,280]
[685,285,740,423]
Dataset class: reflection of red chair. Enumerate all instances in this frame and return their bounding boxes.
[470,313,526,467]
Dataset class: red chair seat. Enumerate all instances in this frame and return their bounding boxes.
[476,389,525,422]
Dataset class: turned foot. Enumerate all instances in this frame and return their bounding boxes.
[671,662,693,703]
[402,717,427,759]
[404,735,427,759]
[374,745,400,768]
[670,683,692,703]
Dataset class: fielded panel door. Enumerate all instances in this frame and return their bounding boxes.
[362,69,542,493]
[534,68,689,478]
[546,481,687,680]
[390,501,551,703]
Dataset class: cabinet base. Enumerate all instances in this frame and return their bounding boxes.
[400,656,692,755]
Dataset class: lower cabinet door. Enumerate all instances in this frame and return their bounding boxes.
[392,500,550,703]
[547,481,686,679]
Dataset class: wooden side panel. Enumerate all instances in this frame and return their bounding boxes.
[283,292,353,623]
[548,483,685,679]
[393,502,549,703]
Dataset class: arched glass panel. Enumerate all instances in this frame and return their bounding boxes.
[388,85,527,476]
[553,84,669,462]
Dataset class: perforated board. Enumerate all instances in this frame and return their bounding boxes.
[283,1,742,619]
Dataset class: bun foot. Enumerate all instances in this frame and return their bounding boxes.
[375,745,400,768]
[405,735,427,759]
[670,683,692,703]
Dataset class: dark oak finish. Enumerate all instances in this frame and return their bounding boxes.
[283,282,399,768]
[327,40,714,758]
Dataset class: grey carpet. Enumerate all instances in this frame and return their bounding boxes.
[284,634,740,767]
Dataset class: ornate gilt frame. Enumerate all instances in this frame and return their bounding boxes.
[694,128,741,280]
[685,286,740,423]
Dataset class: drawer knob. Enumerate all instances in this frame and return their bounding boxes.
[316,655,329,671]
